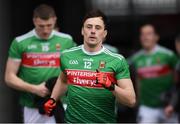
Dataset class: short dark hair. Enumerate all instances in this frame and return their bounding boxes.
[33,4,56,20]
[82,9,108,30]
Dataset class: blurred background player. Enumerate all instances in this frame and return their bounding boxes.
[43,9,136,123]
[175,34,180,122]
[103,43,119,53]
[4,4,75,123]
[129,24,178,123]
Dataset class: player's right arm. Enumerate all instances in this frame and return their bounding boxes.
[5,38,49,97]
[43,72,67,116]
[43,51,68,116]
[49,50,68,101]
[5,58,49,97]
[50,72,68,101]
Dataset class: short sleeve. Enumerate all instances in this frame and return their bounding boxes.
[115,57,130,80]
[8,39,22,59]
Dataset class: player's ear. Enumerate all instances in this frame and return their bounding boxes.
[81,27,84,36]
[53,17,57,23]
[103,30,107,38]
[155,34,159,43]
[33,18,37,26]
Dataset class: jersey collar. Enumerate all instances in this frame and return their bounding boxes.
[143,45,159,55]
[82,45,104,55]
[32,29,55,40]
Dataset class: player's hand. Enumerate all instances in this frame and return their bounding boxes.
[96,69,114,91]
[44,98,56,116]
[33,82,50,97]
[164,105,174,118]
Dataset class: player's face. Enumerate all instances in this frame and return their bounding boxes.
[140,25,159,50]
[175,41,180,55]
[33,17,56,40]
[82,17,107,47]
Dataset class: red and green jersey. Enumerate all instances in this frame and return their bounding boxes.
[60,45,130,123]
[130,45,178,107]
[8,29,76,107]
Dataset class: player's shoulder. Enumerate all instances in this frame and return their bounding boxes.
[53,30,73,40]
[126,49,144,65]
[103,47,125,61]
[15,30,34,43]
[156,45,174,56]
[131,49,144,59]
[62,45,82,54]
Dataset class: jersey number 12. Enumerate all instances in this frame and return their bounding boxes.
[84,61,92,69]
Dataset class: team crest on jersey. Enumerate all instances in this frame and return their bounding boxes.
[99,61,106,69]
[56,43,60,51]
[156,57,161,64]
[69,60,78,65]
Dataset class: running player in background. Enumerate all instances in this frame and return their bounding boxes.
[4,4,75,123]
[129,24,178,123]
[43,9,136,123]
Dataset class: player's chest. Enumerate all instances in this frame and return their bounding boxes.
[24,41,61,53]
[135,54,171,78]
[135,54,168,68]
[65,55,117,87]
[21,41,61,67]
[65,55,115,72]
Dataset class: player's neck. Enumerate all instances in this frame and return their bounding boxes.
[144,44,157,54]
[34,29,53,40]
[83,43,102,53]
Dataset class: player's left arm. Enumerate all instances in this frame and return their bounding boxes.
[113,57,136,107]
[96,56,136,107]
[112,78,136,107]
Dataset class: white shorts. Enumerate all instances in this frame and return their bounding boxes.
[137,105,178,123]
[23,106,56,124]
